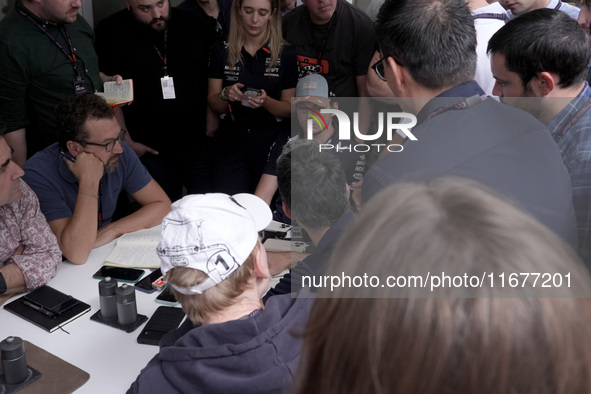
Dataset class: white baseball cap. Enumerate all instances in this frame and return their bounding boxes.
[157,193,272,295]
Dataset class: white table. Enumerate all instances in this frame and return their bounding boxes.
[0,241,169,393]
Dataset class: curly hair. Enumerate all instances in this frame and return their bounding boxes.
[56,93,114,151]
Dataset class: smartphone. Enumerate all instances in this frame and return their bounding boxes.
[240,87,262,107]
[240,86,262,95]
[134,268,162,294]
[155,286,178,306]
[137,306,185,346]
[24,285,79,316]
[93,265,145,283]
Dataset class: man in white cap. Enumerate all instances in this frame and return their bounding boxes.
[127,193,312,394]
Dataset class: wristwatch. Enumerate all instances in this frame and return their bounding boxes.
[0,272,7,295]
[219,86,230,102]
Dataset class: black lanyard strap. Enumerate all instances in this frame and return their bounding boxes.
[16,6,82,79]
[555,99,591,143]
[473,13,506,21]
[309,1,340,61]
[153,29,169,76]
[425,94,487,122]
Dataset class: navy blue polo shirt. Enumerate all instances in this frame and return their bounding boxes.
[209,41,298,128]
[23,142,152,227]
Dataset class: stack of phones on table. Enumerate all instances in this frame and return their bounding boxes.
[134,268,164,294]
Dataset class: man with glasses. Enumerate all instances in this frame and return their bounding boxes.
[362,0,577,249]
[22,94,171,264]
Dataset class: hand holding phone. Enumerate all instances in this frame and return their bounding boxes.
[241,87,262,107]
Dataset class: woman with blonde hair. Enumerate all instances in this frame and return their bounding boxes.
[207,0,297,194]
[295,177,591,394]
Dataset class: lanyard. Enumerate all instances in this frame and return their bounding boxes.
[153,29,169,77]
[473,13,506,21]
[310,1,340,61]
[555,99,591,143]
[217,2,228,37]
[16,6,84,80]
[424,94,487,122]
[554,0,562,10]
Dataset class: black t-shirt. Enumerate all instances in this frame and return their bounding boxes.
[282,0,375,97]
[177,0,232,41]
[209,41,298,129]
[95,8,215,158]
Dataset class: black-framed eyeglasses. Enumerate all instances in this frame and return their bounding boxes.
[372,55,404,82]
[372,56,387,82]
[78,129,126,152]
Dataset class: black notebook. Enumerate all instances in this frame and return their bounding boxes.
[4,285,91,333]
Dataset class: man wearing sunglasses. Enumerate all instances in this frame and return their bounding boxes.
[22,94,171,264]
[362,0,577,249]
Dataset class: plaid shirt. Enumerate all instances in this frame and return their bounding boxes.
[547,83,591,265]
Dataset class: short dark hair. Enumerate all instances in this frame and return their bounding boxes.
[375,0,477,90]
[487,9,591,89]
[277,139,349,230]
[56,93,115,151]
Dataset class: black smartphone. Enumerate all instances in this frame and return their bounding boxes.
[23,285,79,316]
[134,268,162,294]
[92,265,145,283]
[137,306,186,346]
[155,286,178,306]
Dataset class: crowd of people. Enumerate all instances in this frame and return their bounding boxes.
[2,0,591,391]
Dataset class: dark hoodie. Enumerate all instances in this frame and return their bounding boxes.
[127,293,312,393]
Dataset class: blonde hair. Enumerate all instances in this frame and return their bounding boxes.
[295,177,591,394]
[226,0,283,70]
[166,240,261,326]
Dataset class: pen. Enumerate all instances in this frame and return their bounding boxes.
[22,300,56,318]
[60,151,76,162]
